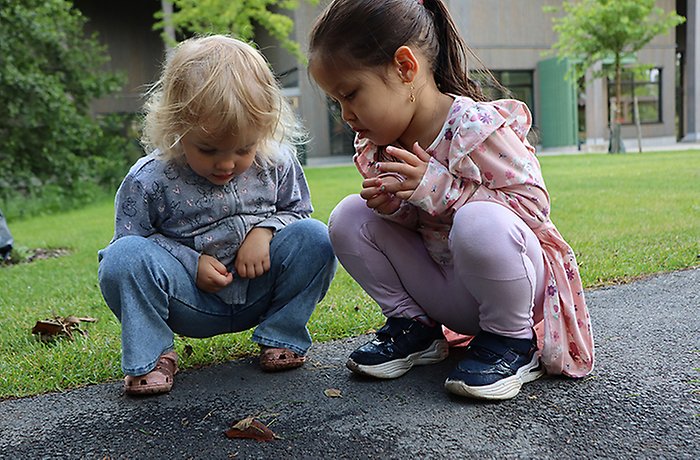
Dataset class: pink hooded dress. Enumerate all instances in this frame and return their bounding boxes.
[353,96,594,378]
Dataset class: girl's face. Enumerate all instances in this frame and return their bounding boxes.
[180,127,258,185]
[310,60,414,147]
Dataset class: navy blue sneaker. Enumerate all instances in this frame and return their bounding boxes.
[347,317,449,379]
[444,331,544,400]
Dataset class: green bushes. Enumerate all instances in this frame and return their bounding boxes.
[0,0,138,219]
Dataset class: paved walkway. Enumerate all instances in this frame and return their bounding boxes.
[0,269,698,459]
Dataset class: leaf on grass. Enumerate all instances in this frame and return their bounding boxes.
[31,320,64,336]
[31,315,98,342]
[224,417,278,442]
[65,315,97,325]
[324,388,342,398]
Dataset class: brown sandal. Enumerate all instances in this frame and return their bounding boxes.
[259,347,306,372]
[124,351,178,395]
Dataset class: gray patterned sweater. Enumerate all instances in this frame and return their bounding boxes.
[105,146,313,304]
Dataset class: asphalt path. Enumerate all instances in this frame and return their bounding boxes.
[1,268,698,459]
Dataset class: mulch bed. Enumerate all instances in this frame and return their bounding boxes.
[1,247,70,266]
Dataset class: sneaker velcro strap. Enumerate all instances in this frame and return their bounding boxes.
[469,331,534,356]
[377,317,415,338]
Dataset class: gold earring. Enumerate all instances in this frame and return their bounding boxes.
[409,83,415,103]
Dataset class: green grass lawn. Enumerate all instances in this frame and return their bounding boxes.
[1,150,698,399]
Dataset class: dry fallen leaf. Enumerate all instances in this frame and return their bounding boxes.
[323,388,342,398]
[31,315,97,342]
[224,417,278,442]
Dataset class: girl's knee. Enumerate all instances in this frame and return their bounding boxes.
[328,195,365,236]
[451,202,523,263]
[328,194,376,248]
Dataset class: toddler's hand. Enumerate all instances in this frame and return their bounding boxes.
[373,143,430,201]
[196,254,233,293]
[235,227,273,279]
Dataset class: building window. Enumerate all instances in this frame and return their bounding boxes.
[327,100,355,156]
[608,68,662,124]
[480,70,535,122]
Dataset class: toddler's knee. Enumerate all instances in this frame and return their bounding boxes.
[300,218,334,257]
[98,236,149,282]
[283,219,335,264]
[276,220,337,289]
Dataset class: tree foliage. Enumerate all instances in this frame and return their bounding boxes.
[0,0,130,208]
[548,0,684,80]
[155,0,318,61]
[546,0,685,152]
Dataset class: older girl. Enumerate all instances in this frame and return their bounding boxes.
[309,0,593,400]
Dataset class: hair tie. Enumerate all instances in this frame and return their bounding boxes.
[417,0,424,4]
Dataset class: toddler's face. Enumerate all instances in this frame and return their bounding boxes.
[180,127,258,185]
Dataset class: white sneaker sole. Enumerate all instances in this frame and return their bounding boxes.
[346,339,449,379]
[444,352,544,400]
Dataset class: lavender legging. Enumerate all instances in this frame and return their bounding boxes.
[328,195,545,340]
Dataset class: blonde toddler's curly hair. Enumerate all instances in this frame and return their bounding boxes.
[141,35,305,165]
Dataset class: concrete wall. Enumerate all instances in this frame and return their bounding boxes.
[291,1,331,158]
[75,0,164,114]
[447,0,562,66]
[75,0,688,155]
[683,0,700,141]
[298,0,684,155]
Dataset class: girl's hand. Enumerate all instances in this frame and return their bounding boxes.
[235,227,273,279]
[360,176,402,214]
[374,142,431,201]
[196,254,234,293]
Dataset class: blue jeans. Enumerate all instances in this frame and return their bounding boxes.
[98,219,336,376]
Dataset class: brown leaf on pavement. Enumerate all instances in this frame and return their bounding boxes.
[324,388,342,398]
[224,417,278,442]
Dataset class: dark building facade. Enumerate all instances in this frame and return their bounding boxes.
[75,0,698,158]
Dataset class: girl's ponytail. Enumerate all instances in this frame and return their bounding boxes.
[422,0,489,101]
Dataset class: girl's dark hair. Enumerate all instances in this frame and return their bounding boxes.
[309,0,497,102]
